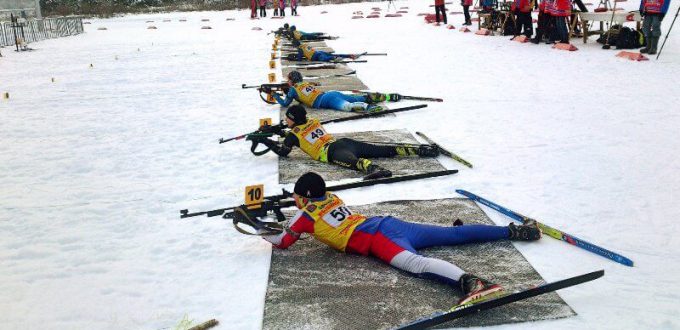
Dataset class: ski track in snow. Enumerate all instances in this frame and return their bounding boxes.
[1,1,680,329]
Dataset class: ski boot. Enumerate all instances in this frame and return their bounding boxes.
[648,36,659,55]
[458,274,504,305]
[640,36,651,54]
[345,102,370,112]
[367,105,383,113]
[417,144,440,157]
[508,219,542,241]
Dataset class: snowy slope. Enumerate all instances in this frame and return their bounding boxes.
[1,1,680,329]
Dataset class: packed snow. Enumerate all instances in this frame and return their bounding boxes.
[1,1,680,329]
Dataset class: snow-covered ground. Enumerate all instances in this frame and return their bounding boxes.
[1,1,680,329]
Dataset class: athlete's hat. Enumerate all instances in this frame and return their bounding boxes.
[294,172,326,198]
[285,105,307,125]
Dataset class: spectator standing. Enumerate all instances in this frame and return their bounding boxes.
[462,0,473,25]
[259,0,267,17]
[512,0,534,37]
[291,0,298,15]
[549,0,571,43]
[640,0,671,54]
[435,0,448,25]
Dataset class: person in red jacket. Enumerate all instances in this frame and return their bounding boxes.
[462,0,473,25]
[532,0,549,43]
[512,0,534,37]
[549,0,571,43]
[435,0,448,24]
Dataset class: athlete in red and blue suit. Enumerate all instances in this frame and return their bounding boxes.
[261,172,542,303]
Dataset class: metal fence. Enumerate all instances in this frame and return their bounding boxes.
[0,16,83,47]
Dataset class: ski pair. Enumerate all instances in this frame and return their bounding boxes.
[395,270,605,330]
[457,190,634,267]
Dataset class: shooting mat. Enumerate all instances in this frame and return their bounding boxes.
[278,129,444,184]
[280,41,369,91]
[263,198,575,330]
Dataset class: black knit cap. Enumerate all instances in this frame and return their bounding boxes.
[285,105,307,125]
[294,172,326,198]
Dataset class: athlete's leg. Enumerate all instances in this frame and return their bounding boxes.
[380,216,510,250]
[369,219,465,286]
[316,91,367,112]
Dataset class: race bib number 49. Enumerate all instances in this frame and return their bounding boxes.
[303,127,328,144]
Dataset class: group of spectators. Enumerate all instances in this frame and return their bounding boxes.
[433,0,671,50]
[251,0,299,18]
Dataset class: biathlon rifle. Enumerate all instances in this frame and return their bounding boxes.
[241,82,289,105]
[219,121,287,156]
[218,104,429,155]
[179,169,458,236]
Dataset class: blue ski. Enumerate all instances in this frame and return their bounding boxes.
[456,189,634,267]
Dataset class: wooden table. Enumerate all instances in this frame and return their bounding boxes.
[578,11,642,43]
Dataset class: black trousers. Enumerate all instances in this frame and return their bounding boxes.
[259,6,266,17]
[463,5,471,24]
[435,5,448,24]
[292,6,297,15]
[515,11,533,37]
[327,138,399,171]
[534,12,550,41]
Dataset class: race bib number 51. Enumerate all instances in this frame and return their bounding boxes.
[321,204,354,227]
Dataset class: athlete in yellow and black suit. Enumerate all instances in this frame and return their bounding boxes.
[255,105,440,179]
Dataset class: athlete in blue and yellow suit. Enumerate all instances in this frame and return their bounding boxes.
[257,172,542,304]
[288,39,356,62]
[288,25,329,41]
[254,105,439,179]
[272,71,401,113]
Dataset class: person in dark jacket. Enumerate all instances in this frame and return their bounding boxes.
[640,0,672,54]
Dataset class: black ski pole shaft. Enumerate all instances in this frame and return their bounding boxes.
[241,84,260,89]
[320,104,427,125]
[362,53,388,56]
[12,14,19,52]
[657,6,680,60]
[602,0,619,49]
[327,169,458,192]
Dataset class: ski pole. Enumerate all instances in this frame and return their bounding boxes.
[602,0,620,49]
[656,6,680,60]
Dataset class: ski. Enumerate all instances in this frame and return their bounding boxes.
[456,190,634,267]
[306,70,356,80]
[283,60,367,66]
[321,104,428,124]
[328,169,458,191]
[395,270,605,330]
[350,90,443,102]
[416,132,473,168]
[219,105,427,145]
[400,95,443,102]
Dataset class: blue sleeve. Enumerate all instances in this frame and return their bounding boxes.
[296,49,303,61]
[640,0,644,12]
[274,88,297,107]
[661,0,670,14]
